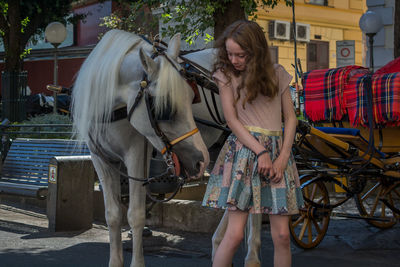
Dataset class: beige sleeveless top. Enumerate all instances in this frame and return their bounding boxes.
[213,64,293,131]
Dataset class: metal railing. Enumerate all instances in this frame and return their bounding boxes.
[0,119,74,161]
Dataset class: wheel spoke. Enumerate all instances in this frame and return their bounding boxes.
[380,201,386,217]
[292,214,305,227]
[393,187,400,199]
[311,217,322,234]
[310,183,317,200]
[361,182,381,201]
[304,186,309,198]
[388,193,396,217]
[299,218,309,240]
[369,187,382,216]
[307,219,313,243]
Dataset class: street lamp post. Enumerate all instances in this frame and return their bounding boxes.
[359,10,384,72]
[45,22,67,114]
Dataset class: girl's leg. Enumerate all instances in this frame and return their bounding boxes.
[213,210,249,267]
[269,215,291,267]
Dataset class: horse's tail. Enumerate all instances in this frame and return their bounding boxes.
[71,29,142,142]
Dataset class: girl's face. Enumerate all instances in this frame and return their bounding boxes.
[226,38,247,71]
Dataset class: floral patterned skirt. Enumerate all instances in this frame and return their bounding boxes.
[202,126,304,215]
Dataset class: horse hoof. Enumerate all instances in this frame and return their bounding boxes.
[143,226,153,237]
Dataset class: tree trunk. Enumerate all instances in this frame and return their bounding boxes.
[213,0,246,40]
[5,0,22,71]
[395,1,400,58]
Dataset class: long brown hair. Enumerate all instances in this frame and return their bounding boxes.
[213,20,277,108]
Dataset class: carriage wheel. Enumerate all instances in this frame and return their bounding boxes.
[289,175,331,249]
[355,178,400,229]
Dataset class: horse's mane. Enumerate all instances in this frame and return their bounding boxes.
[71,29,144,142]
[153,55,191,118]
[72,29,190,142]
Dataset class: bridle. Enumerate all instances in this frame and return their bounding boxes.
[127,50,200,158]
[89,46,201,203]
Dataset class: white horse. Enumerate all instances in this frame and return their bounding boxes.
[71,29,209,267]
[184,49,262,267]
[182,48,226,149]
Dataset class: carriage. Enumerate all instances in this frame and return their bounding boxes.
[289,59,400,249]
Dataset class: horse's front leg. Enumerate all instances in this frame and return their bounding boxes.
[92,157,124,267]
[244,213,262,267]
[211,209,228,261]
[127,174,147,267]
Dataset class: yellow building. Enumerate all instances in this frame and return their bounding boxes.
[255,0,367,79]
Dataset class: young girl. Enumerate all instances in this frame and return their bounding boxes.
[202,20,303,267]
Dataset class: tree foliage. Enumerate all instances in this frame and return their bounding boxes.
[99,1,158,38]
[153,0,291,42]
[104,0,291,45]
[0,0,84,71]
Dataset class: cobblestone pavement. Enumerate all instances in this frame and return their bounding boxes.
[0,202,399,267]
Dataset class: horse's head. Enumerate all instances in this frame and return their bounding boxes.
[126,34,209,178]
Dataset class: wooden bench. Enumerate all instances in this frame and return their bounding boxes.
[0,138,90,199]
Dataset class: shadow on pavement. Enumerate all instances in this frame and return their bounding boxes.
[0,242,110,267]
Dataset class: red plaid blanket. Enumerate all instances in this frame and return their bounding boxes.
[345,72,400,127]
[303,66,368,122]
[375,57,400,75]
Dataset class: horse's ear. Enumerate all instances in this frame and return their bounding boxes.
[166,33,181,60]
[139,48,158,76]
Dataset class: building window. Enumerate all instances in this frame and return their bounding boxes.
[307,0,328,6]
[307,41,329,71]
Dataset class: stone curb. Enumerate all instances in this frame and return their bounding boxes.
[146,199,224,233]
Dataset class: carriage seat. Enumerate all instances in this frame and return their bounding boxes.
[315,126,400,176]
[315,126,387,159]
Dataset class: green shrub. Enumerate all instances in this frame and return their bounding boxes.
[8,113,73,139]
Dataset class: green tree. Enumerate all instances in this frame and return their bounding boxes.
[99,1,159,39]
[103,0,292,44]
[0,0,83,71]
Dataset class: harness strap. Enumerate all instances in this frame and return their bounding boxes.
[180,56,219,94]
[161,128,199,154]
[127,85,145,121]
[211,89,224,124]
[88,132,177,185]
[200,85,225,125]
[144,89,172,149]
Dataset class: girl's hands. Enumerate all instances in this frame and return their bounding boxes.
[257,152,275,179]
[271,154,289,183]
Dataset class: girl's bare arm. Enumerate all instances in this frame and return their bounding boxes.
[271,87,297,182]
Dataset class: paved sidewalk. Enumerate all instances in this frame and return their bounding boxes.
[0,202,399,267]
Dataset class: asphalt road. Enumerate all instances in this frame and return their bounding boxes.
[0,203,399,267]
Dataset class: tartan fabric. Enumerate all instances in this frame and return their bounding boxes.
[344,74,372,127]
[303,66,368,122]
[344,72,400,127]
[374,57,400,75]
